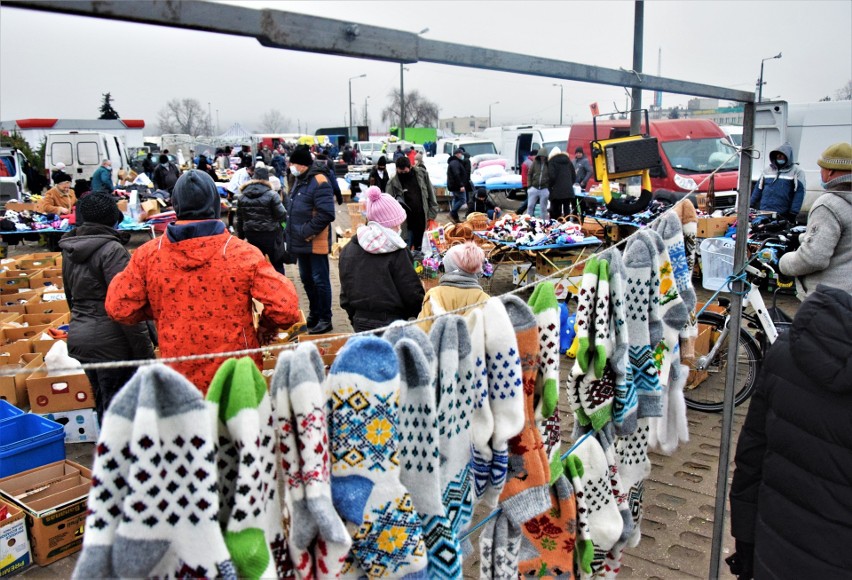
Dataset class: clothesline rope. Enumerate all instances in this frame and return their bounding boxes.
[0,149,743,379]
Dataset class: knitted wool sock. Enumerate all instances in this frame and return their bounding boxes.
[497,295,552,526]
[426,316,477,548]
[615,418,652,550]
[577,364,616,432]
[389,333,459,580]
[516,474,578,578]
[574,256,600,373]
[563,454,594,576]
[74,365,236,580]
[480,297,526,508]
[479,513,521,580]
[673,201,700,356]
[599,249,637,436]
[327,336,428,578]
[649,361,690,455]
[272,344,350,579]
[529,282,561,421]
[567,435,624,556]
[653,211,697,314]
[464,308,493,501]
[594,425,634,544]
[593,259,612,379]
[207,357,285,579]
[623,235,663,419]
[643,229,689,386]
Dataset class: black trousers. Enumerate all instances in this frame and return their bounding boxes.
[83,365,136,425]
[550,198,576,220]
[245,230,286,275]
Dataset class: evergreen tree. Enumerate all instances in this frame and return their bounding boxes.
[99,92,120,120]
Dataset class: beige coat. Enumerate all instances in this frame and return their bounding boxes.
[417,284,489,332]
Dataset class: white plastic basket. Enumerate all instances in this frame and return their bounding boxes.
[699,237,735,291]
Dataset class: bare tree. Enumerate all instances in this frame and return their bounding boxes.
[381,89,440,128]
[836,79,852,101]
[259,109,291,133]
[157,98,213,136]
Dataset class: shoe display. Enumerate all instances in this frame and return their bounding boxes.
[308,320,333,335]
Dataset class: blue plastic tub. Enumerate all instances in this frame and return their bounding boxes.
[0,414,65,477]
[0,399,24,422]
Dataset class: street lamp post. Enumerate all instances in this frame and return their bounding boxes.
[552,84,564,125]
[489,101,499,127]
[363,95,370,127]
[348,74,367,142]
[757,52,782,102]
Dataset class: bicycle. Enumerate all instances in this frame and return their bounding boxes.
[683,236,795,412]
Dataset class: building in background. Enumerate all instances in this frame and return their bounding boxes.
[0,118,146,149]
[439,115,489,134]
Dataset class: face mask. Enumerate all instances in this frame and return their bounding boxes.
[820,179,829,189]
[775,159,786,168]
[289,166,302,177]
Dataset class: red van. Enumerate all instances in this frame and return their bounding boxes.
[568,119,739,208]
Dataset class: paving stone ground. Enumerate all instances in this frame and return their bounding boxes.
[11,208,799,578]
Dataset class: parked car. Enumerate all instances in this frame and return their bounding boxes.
[0,147,29,206]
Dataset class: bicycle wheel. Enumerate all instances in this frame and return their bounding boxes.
[684,312,761,413]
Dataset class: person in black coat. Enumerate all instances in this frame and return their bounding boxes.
[547,147,577,219]
[59,193,155,422]
[235,166,288,275]
[338,186,424,332]
[729,284,852,579]
[368,156,390,193]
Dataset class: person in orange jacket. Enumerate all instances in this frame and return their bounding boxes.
[106,170,300,393]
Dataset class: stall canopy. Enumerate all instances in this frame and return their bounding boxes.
[217,123,254,142]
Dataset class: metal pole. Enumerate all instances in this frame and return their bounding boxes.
[559,85,564,125]
[348,78,353,143]
[630,0,644,134]
[400,63,406,141]
[758,61,765,103]
[708,100,756,579]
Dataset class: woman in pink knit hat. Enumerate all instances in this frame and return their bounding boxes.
[417,241,489,332]
[338,186,425,332]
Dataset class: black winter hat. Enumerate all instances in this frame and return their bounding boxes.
[289,146,313,166]
[172,170,221,220]
[78,193,123,226]
[253,166,270,181]
[54,172,72,185]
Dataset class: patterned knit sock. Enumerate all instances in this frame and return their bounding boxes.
[670,203,700,357]
[623,235,663,418]
[528,282,561,421]
[74,365,236,580]
[327,336,428,578]
[207,357,285,579]
[615,418,652,549]
[426,316,477,567]
[599,248,637,436]
[516,474,578,578]
[649,361,690,455]
[498,295,552,527]
[272,344,350,579]
[574,256,600,373]
[567,435,624,557]
[563,454,594,575]
[389,332,459,580]
[593,259,612,379]
[578,364,616,432]
[464,309,493,502]
[481,297,526,508]
[595,425,634,544]
[479,513,521,580]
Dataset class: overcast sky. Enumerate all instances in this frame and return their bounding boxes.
[1,0,850,136]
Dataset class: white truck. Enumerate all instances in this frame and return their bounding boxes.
[44,131,130,186]
[476,125,571,172]
[750,100,852,213]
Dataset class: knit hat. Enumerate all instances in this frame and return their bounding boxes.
[78,192,123,226]
[575,147,584,155]
[253,165,269,181]
[74,364,235,579]
[159,154,169,164]
[817,142,852,171]
[365,185,407,228]
[548,146,562,159]
[535,147,549,158]
[54,172,72,184]
[172,170,221,220]
[289,146,313,167]
[54,162,66,170]
[443,242,484,275]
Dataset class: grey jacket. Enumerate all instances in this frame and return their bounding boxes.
[779,179,852,298]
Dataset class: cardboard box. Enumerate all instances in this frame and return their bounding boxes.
[116,199,128,213]
[297,333,350,367]
[13,254,57,271]
[535,253,586,278]
[22,300,69,316]
[0,498,31,576]
[0,291,42,315]
[36,409,99,444]
[536,273,583,300]
[19,313,69,328]
[0,461,91,566]
[26,368,94,414]
[1,324,50,344]
[37,268,62,283]
[0,331,33,362]
[511,263,535,286]
[0,313,21,325]
[697,216,734,238]
[0,271,42,293]
[0,354,42,410]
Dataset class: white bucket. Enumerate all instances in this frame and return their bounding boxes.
[699,237,736,291]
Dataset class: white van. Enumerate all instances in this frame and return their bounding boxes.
[477,125,571,172]
[354,141,386,165]
[45,131,130,185]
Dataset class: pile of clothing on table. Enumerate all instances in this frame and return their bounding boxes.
[587,199,671,226]
[480,213,586,246]
[0,209,69,232]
